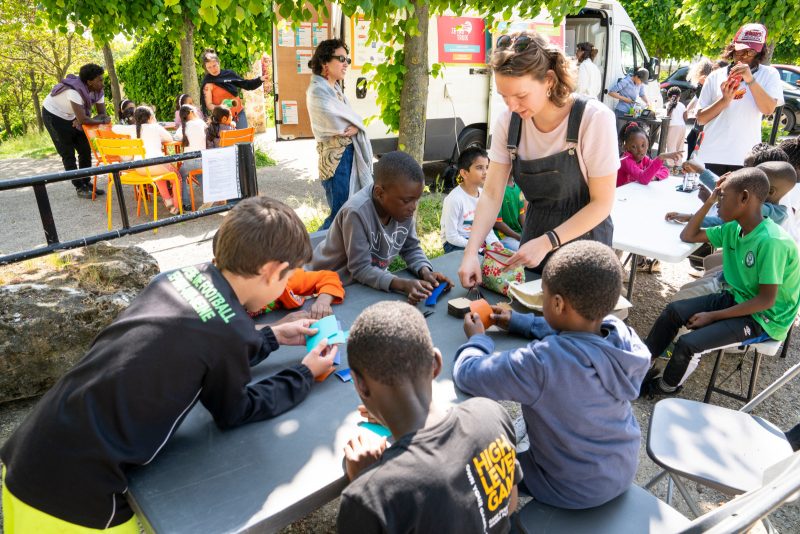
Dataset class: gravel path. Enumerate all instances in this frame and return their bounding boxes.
[1,134,798,532]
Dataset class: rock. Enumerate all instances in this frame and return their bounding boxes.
[0,242,159,404]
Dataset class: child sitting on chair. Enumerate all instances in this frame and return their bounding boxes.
[311,151,452,305]
[206,106,234,149]
[338,301,522,532]
[454,241,651,509]
[641,168,800,397]
[113,105,181,214]
[440,147,502,253]
[617,122,676,187]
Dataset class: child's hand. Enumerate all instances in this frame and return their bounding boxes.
[271,318,318,346]
[357,404,381,424]
[489,242,505,252]
[463,312,486,338]
[657,151,682,162]
[686,311,718,329]
[420,268,453,290]
[665,212,692,223]
[490,306,512,330]
[273,310,311,325]
[400,279,434,305]
[301,339,337,378]
[310,294,334,320]
[682,159,705,174]
[344,432,387,481]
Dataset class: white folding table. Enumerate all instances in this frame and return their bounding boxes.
[611,176,704,300]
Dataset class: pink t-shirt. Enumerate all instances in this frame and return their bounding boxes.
[617,152,668,187]
[488,97,620,182]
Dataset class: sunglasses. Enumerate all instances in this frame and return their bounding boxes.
[496,34,532,53]
[332,55,352,65]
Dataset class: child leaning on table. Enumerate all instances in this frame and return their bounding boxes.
[0,198,337,533]
[311,150,452,305]
[640,168,800,398]
[453,241,651,510]
[440,146,502,253]
[338,301,522,533]
[616,122,676,187]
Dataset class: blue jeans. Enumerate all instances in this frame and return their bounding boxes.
[443,242,465,254]
[319,144,354,230]
[501,236,520,251]
[236,110,248,129]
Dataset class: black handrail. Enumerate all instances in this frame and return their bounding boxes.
[0,143,258,265]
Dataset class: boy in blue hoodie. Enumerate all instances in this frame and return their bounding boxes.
[453,241,651,509]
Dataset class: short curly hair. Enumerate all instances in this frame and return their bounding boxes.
[308,39,349,76]
[79,63,104,83]
[778,137,800,174]
[743,143,789,167]
[374,150,424,186]
[348,301,435,386]
[725,167,770,203]
[542,241,623,321]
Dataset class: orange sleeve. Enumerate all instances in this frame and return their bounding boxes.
[284,270,345,305]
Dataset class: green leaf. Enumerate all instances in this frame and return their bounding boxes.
[235,6,245,22]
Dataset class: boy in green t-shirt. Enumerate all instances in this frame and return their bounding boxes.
[641,167,800,397]
[493,174,526,251]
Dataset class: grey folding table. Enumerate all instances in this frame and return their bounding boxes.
[126,251,527,533]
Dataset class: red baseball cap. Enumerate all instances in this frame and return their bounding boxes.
[733,23,767,53]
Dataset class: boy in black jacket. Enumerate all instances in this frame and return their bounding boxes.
[1,197,337,532]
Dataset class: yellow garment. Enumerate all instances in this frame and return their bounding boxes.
[2,467,139,534]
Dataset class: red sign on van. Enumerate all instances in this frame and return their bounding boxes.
[437,16,487,64]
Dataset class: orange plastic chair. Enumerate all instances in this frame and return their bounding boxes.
[82,123,116,201]
[94,138,182,231]
[185,127,256,210]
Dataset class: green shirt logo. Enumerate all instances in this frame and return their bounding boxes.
[745,251,755,268]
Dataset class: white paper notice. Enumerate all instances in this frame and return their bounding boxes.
[202,146,240,202]
[278,27,294,47]
[281,101,298,125]
[312,23,327,46]
[295,23,312,47]
[296,50,312,74]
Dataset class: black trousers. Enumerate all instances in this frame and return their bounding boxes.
[42,107,92,190]
[644,292,764,387]
[705,163,743,177]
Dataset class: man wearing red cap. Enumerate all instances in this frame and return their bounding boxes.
[695,23,784,176]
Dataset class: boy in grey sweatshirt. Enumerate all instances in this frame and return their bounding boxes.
[454,241,651,509]
[311,151,451,304]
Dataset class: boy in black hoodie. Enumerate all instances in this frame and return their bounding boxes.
[1,197,337,532]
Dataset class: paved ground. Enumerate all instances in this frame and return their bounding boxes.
[1,132,798,532]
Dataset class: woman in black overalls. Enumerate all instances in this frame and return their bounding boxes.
[458,31,619,287]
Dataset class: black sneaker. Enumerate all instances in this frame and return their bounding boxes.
[75,187,93,199]
[639,372,682,400]
[94,187,106,197]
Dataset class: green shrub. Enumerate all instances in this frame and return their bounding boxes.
[254,148,276,167]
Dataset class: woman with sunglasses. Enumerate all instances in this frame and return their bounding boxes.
[694,23,784,176]
[306,39,374,230]
[458,31,619,285]
[199,49,269,130]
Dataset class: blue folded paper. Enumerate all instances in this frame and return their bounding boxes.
[305,315,349,354]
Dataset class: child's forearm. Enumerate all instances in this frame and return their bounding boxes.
[680,196,715,243]
[710,287,778,322]
[494,221,520,241]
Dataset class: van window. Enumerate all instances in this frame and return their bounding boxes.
[620,31,634,75]
[634,38,647,71]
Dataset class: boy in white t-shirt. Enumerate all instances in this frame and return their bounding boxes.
[440,147,501,253]
[695,23,784,176]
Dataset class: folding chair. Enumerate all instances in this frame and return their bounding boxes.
[644,359,800,521]
[82,123,115,201]
[95,138,182,231]
[702,323,795,404]
[515,449,800,534]
[185,127,255,210]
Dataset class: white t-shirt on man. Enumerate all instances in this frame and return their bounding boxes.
[696,65,784,166]
[42,89,104,121]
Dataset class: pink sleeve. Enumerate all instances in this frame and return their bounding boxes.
[618,154,665,186]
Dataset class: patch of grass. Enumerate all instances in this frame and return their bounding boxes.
[0,130,57,160]
[255,148,277,168]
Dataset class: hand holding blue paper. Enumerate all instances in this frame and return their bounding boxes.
[305,315,348,356]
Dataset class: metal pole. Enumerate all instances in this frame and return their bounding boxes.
[32,183,59,245]
[769,105,784,145]
[111,170,131,229]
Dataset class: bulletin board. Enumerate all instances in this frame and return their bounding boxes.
[273,4,331,140]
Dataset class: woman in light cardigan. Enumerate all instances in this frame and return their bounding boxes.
[306,38,373,231]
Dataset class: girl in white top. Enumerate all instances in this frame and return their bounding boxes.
[663,86,687,165]
[175,105,207,209]
[112,106,180,214]
[440,147,500,253]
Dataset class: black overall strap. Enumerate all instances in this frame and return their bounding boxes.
[507,112,523,183]
[566,95,589,144]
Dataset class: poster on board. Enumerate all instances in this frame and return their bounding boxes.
[281,101,299,125]
[278,25,295,47]
[495,17,565,50]
[296,50,312,74]
[312,23,327,46]
[351,17,387,68]
[437,16,486,64]
[295,23,312,47]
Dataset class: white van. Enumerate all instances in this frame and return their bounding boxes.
[272,1,661,161]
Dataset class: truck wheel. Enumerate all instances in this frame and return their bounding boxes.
[781,107,796,132]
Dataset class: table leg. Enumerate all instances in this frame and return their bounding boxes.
[626,253,638,302]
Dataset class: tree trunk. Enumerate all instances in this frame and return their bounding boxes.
[102,43,122,120]
[30,70,44,132]
[1,106,12,136]
[397,0,429,164]
[180,16,201,108]
[763,43,775,65]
